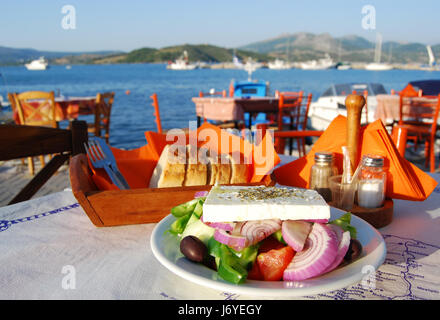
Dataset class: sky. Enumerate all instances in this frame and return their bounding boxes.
[1,0,440,52]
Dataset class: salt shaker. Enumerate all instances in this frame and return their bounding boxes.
[309,152,338,202]
[357,154,387,208]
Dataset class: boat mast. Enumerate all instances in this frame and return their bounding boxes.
[427,45,435,67]
[374,32,382,64]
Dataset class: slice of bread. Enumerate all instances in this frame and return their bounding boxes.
[149,144,186,188]
[149,144,250,188]
[206,149,220,185]
[216,153,231,185]
[229,152,249,184]
[183,144,207,186]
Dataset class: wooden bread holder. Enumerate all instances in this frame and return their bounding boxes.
[336,94,393,229]
[69,153,275,227]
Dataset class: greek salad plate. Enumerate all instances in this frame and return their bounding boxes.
[150,207,386,297]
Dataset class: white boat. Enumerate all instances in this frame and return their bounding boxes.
[299,54,336,70]
[308,83,388,131]
[166,50,197,70]
[268,59,291,70]
[365,62,393,71]
[336,62,352,70]
[365,33,393,71]
[25,57,48,70]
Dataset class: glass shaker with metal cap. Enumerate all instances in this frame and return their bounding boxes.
[309,151,338,202]
[357,154,387,208]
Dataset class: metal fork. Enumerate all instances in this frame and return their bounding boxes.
[91,137,130,189]
[84,141,128,190]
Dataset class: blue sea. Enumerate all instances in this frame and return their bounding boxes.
[1,63,439,149]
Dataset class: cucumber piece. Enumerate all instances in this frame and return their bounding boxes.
[170,199,198,217]
[181,219,215,246]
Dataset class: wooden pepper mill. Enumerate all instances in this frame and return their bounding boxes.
[344,94,394,229]
[345,94,365,173]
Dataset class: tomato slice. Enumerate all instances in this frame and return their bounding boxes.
[257,246,295,281]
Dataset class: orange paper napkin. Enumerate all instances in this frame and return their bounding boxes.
[90,123,280,190]
[274,115,437,201]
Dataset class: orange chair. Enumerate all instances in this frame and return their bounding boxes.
[395,94,440,172]
[275,91,312,157]
[13,91,58,175]
[150,93,163,134]
[88,92,115,143]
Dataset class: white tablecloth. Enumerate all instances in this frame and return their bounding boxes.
[1,169,440,300]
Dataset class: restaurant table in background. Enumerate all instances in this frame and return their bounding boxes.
[374,94,439,125]
[1,155,440,300]
[192,96,279,129]
[13,96,97,124]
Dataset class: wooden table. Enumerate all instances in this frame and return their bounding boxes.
[192,96,280,129]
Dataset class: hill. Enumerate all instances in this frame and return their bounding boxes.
[0,46,123,65]
[240,32,440,64]
[119,44,270,63]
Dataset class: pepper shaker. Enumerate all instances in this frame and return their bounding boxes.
[309,152,338,202]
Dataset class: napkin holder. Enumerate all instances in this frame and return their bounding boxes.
[69,153,275,227]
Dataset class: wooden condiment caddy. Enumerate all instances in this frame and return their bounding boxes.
[335,94,393,229]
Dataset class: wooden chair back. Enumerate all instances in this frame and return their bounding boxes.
[277,91,303,131]
[7,92,17,113]
[397,94,440,172]
[14,91,57,128]
[90,92,115,143]
[399,94,440,135]
[0,120,88,205]
[277,92,313,156]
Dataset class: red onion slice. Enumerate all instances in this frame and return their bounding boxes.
[194,191,209,198]
[239,219,282,246]
[208,222,235,232]
[323,224,351,273]
[283,223,338,281]
[281,220,313,252]
[213,229,246,249]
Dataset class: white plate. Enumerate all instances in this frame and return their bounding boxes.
[151,208,386,297]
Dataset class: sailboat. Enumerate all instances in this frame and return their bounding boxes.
[365,33,393,71]
[420,45,439,71]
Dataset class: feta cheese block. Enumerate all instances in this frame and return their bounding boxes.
[202,185,330,223]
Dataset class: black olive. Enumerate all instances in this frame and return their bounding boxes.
[202,254,217,271]
[180,235,208,263]
[344,239,362,261]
